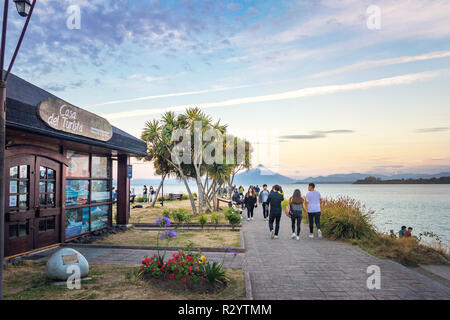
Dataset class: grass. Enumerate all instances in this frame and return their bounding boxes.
[311,196,450,267]
[115,200,230,224]
[93,228,241,248]
[3,260,245,300]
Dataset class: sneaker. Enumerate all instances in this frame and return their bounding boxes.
[251,217,254,220]
[309,234,314,239]
[318,229,322,238]
[296,236,300,241]
[270,230,275,239]
[247,218,250,221]
[274,235,279,239]
[291,233,296,239]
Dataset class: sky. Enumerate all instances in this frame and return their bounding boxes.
[5,0,450,179]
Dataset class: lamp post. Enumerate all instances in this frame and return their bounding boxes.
[0,0,37,300]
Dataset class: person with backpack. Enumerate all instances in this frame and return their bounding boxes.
[244,187,257,221]
[286,189,305,240]
[258,184,270,221]
[266,185,284,239]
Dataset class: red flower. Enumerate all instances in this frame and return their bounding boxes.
[188,266,193,272]
[182,277,187,282]
[157,261,161,265]
[200,276,205,280]
[141,266,145,271]
[170,274,175,279]
[154,254,157,257]
[152,267,156,271]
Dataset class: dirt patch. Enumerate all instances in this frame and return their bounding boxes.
[3,262,245,300]
[93,229,241,248]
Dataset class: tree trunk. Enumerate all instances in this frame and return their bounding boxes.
[150,173,166,207]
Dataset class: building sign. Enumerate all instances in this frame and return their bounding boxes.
[38,98,113,142]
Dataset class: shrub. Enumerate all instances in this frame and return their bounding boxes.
[225,210,241,230]
[320,197,376,240]
[199,214,208,229]
[135,196,144,203]
[210,212,220,228]
[173,209,188,224]
[200,261,226,285]
[162,210,172,219]
[182,194,189,200]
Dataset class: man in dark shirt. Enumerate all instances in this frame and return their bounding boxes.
[266,185,284,239]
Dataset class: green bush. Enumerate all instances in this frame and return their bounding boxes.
[173,209,188,224]
[320,197,376,240]
[162,210,172,219]
[210,212,220,228]
[135,196,144,203]
[182,194,189,200]
[225,210,241,229]
[199,214,208,229]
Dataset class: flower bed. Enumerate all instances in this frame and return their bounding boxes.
[137,216,237,294]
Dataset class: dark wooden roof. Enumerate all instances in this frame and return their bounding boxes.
[5,73,147,157]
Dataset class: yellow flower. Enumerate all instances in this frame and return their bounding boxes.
[201,256,207,262]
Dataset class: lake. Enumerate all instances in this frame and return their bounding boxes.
[130,181,450,244]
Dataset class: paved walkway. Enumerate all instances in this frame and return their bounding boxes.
[241,205,450,300]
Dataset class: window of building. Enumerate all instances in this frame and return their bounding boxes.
[65,151,112,239]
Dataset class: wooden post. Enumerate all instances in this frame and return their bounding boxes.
[116,154,130,225]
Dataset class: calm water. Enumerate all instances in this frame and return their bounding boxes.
[130,182,450,244]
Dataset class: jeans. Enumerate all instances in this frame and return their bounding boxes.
[262,202,269,219]
[247,206,254,218]
[291,212,302,236]
[308,212,321,233]
[269,212,281,236]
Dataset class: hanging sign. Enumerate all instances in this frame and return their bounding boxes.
[38,98,113,142]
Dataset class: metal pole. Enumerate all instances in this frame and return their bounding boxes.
[0,0,9,301]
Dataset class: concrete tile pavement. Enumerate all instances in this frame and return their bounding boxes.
[241,206,450,300]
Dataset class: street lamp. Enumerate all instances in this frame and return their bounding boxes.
[13,0,32,17]
[0,0,37,300]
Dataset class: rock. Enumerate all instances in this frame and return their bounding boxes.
[46,248,89,281]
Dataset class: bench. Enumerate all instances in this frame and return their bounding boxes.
[168,193,183,201]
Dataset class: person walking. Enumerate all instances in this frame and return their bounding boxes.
[267,185,284,239]
[287,189,305,240]
[258,184,270,221]
[244,187,257,221]
[305,183,322,238]
[149,186,155,202]
[143,185,148,203]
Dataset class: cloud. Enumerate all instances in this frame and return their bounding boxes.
[103,69,450,120]
[280,130,354,140]
[89,81,279,108]
[415,127,450,133]
[311,51,450,78]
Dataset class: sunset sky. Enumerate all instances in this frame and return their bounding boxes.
[6,0,450,178]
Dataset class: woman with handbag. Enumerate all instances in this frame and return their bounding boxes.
[244,187,257,221]
[286,189,305,240]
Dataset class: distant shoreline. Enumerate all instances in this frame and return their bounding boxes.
[353,176,450,185]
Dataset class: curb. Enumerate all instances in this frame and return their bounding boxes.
[60,243,246,253]
[133,223,242,229]
[244,271,253,300]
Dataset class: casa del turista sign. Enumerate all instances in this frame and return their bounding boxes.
[38,98,113,142]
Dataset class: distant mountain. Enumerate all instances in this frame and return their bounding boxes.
[295,172,450,184]
[234,164,296,185]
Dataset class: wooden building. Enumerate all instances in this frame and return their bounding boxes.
[4,73,147,257]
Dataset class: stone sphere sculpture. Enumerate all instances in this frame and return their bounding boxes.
[46,248,89,281]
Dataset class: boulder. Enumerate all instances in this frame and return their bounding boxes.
[46,248,89,281]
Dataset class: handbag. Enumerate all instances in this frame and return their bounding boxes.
[285,203,291,217]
